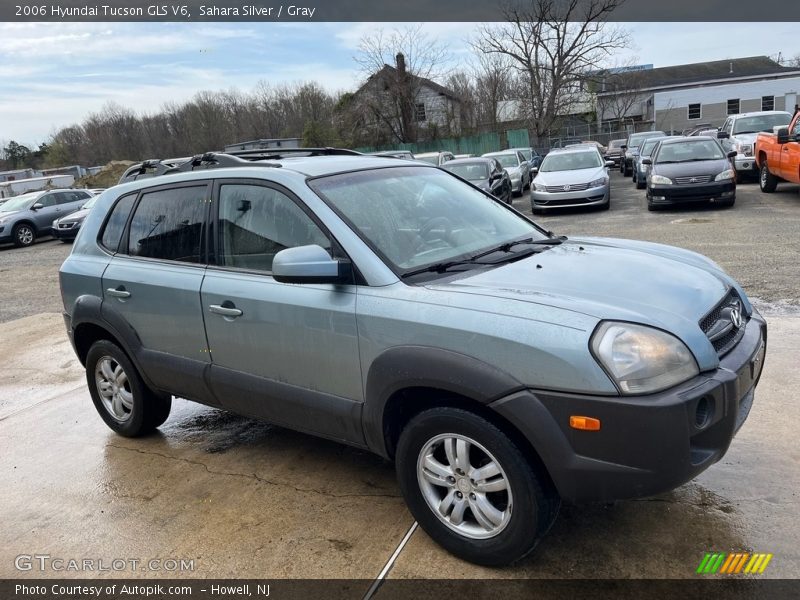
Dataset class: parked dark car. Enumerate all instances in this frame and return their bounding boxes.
[633,136,669,189]
[51,193,100,242]
[604,139,626,167]
[644,137,737,211]
[442,157,513,204]
[622,131,666,176]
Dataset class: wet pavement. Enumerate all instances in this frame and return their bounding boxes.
[1,313,798,581]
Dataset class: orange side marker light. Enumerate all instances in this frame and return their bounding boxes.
[570,416,601,431]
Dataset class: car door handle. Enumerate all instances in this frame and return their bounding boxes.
[106,287,131,299]
[209,304,243,318]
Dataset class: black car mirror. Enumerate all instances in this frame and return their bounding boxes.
[621,145,628,150]
[727,150,737,159]
[717,131,729,139]
[641,158,652,165]
[777,127,790,145]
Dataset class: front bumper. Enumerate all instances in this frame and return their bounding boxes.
[531,185,609,210]
[648,180,735,205]
[734,155,757,174]
[52,224,80,239]
[491,311,766,503]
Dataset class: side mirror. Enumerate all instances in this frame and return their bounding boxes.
[531,166,538,174]
[642,158,652,165]
[621,145,628,150]
[727,150,737,159]
[717,131,730,139]
[777,127,790,145]
[31,203,43,210]
[272,245,352,284]
[605,160,615,168]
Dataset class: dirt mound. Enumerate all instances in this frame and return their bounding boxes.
[74,161,135,189]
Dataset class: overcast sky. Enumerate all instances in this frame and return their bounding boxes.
[0,22,797,146]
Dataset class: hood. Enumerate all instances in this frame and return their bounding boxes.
[730,132,757,145]
[534,166,607,186]
[0,209,22,219]
[425,237,746,370]
[56,207,91,223]
[652,158,731,179]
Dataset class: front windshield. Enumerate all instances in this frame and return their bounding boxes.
[0,193,38,212]
[492,154,519,168]
[656,140,725,163]
[416,155,439,165]
[309,167,543,271]
[443,162,489,181]
[518,149,532,161]
[733,113,791,134]
[540,151,602,172]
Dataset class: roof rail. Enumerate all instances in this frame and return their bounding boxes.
[224,147,363,159]
[117,148,363,185]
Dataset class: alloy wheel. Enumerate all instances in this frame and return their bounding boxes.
[95,356,134,422]
[416,433,513,539]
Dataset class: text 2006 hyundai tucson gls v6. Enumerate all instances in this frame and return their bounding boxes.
[60,149,766,566]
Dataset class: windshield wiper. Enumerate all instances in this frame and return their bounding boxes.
[401,236,565,278]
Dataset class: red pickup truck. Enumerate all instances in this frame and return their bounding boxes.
[755,110,800,192]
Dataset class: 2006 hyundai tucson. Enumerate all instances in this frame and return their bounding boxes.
[59,149,766,566]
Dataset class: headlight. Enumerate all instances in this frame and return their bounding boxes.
[588,177,608,188]
[734,142,753,156]
[534,183,547,192]
[52,219,60,227]
[715,169,735,181]
[650,175,673,185]
[591,322,699,395]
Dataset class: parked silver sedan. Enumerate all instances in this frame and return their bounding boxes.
[531,147,612,213]
[482,150,531,195]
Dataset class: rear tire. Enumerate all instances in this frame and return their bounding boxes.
[85,340,172,437]
[396,407,560,566]
[759,163,778,193]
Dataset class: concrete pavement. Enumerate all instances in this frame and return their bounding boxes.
[1,313,798,580]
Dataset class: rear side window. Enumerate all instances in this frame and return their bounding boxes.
[100,193,136,252]
[127,186,207,262]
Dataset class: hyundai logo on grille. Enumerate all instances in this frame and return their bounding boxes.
[562,184,571,191]
[690,177,698,183]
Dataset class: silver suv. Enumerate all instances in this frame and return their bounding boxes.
[60,149,766,566]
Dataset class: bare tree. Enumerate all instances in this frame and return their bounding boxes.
[350,25,451,143]
[474,0,630,141]
[472,53,515,131]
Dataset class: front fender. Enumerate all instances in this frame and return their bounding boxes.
[362,345,524,457]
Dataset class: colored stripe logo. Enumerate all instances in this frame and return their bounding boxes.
[696,552,773,574]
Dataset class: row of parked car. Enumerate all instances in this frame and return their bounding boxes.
[0,187,104,247]
[604,109,799,211]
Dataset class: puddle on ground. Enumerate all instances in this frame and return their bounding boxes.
[670,217,714,224]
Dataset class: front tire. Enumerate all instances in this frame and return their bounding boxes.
[759,163,778,193]
[396,407,560,566]
[12,223,35,248]
[86,340,172,437]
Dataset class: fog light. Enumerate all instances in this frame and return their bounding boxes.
[721,191,735,197]
[695,396,713,429]
[652,196,666,201]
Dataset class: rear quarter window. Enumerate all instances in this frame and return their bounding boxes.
[99,193,137,253]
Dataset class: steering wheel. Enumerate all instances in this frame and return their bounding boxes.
[415,216,454,251]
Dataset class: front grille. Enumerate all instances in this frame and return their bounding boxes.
[545,182,589,193]
[58,222,76,229]
[699,289,747,356]
[675,175,713,185]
